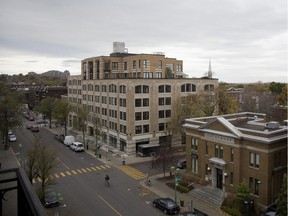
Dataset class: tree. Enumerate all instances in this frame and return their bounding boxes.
[151,147,178,179]
[76,104,89,149]
[25,135,57,193]
[275,173,287,216]
[92,112,103,157]
[218,90,240,114]
[278,84,287,106]
[0,83,22,149]
[269,82,285,94]
[53,100,73,136]
[34,97,56,128]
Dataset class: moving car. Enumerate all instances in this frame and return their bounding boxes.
[31,125,39,132]
[9,134,17,142]
[44,189,59,208]
[153,198,180,214]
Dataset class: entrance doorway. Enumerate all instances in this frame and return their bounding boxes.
[216,168,223,189]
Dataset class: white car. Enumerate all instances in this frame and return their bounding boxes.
[71,142,84,152]
[9,134,17,142]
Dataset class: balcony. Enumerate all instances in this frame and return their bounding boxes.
[0,168,46,216]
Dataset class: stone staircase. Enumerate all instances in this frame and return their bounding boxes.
[189,186,225,208]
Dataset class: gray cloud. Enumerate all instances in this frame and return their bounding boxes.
[0,0,286,82]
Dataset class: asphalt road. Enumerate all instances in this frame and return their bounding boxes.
[10,123,167,216]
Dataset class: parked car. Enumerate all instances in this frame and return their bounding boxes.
[44,189,59,208]
[37,119,48,125]
[153,198,180,214]
[54,134,65,143]
[63,135,75,147]
[8,130,13,135]
[9,134,17,142]
[70,142,84,152]
[29,116,35,121]
[178,209,208,216]
[31,125,39,132]
[177,158,186,169]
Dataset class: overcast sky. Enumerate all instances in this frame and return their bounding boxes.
[0,0,287,83]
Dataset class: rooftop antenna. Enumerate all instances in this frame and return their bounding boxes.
[208,57,212,78]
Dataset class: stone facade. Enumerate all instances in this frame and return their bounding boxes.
[183,112,287,207]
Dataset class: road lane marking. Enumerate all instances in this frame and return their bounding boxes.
[60,172,65,177]
[32,179,36,184]
[116,165,146,180]
[57,157,71,170]
[55,174,60,178]
[77,169,83,173]
[91,167,97,171]
[96,166,101,170]
[72,170,78,174]
[97,195,122,216]
[86,168,92,172]
[105,165,111,168]
[81,168,87,173]
[66,171,71,176]
[37,177,42,182]
[100,165,106,169]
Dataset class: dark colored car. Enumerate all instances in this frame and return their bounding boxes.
[44,189,59,208]
[26,123,33,129]
[31,125,39,132]
[177,158,186,169]
[178,209,208,216]
[54,134,65,143]
[153,198,180,214]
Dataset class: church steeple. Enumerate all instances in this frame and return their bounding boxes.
[208,58,212,78]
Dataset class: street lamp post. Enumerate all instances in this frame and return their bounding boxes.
[171,166,180,204]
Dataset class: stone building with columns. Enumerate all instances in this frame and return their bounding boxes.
[182,112,287,207]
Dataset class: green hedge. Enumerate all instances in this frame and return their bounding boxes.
[221,206,242,216]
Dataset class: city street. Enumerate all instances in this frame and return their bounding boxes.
[10,124,165,216]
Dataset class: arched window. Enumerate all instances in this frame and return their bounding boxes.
[204,84,214,91]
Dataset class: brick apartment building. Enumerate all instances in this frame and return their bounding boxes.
[67,42,219,155]
[183,112,287,207]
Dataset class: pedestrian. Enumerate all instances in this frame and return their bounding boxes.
[122,156,125,165]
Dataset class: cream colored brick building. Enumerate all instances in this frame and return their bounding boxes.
[67,43,219,155]
[183,112,287,207]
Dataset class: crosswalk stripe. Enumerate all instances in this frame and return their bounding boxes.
[96,166,101,170]
[117,165,146,180]
[100,165,106,169]
[55,174,60,178]
[49,175,54,180]
[91,167,97,171]
[32,179,36,184]
[37,177,42,182]
[77,169,83,173]
[72,170,77,174]
[60,172,65,177]
[66,171,71,175]
[81,168,87,173]
[105,165,111,168]
[86,168,92,172]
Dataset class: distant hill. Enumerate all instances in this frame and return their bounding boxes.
[41,70,70,78]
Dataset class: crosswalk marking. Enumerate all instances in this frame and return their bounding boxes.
[117,165,146,180]
[32,164,112,184]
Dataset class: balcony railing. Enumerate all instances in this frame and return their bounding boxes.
[0,168,46,216]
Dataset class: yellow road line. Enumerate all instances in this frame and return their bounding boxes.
[60,172,65,177]
[100,165,106,169]
[91,167,97,171]
[55,174,60,178]
[81,168,87,173]
[97,195,122,216]
[96,166,101,170]
[105,165,111,168]
[66,171,71,176]
[86,168,92,172]
[72,170,78,174]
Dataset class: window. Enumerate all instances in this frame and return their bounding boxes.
[124,62,127,70]
[191,138,198,150]
[215,145,219,157]
[135,85,142,93]
[135,126,142,134]
[102,96,107,104]
[159,85,171,93]
[204,84,214,91]
[165,110,171,117]
[249,177,260,196]
[112,62,118,70]
[230,148,234,162]
[159,123,165,131]
[138,60,141,68]
[135,99,141,107]
[120,98,126,107]
[120,85,126,93]
[143,60,148,68]
[165,85,171,93]
[143,125,149,133]
[135,112,142,121]
[120,111,126,120]
[181,83,197,92]
[102,85,107,92]
[95,85,99,92]
[230,172,234,184]
[143,111,149,120]
[133,61,136,69]
[143,98,149,107]
[156,72,162,78]
[191,158,198,173]
[165,97,171,105]
[205,142,208,155]
[159,98,164,106]
[159,110,165,118]
[143,85,149,93]
[158,85,165,93]
[158,60,162,69]
[219,146,224,159]
[250,152,260,168]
